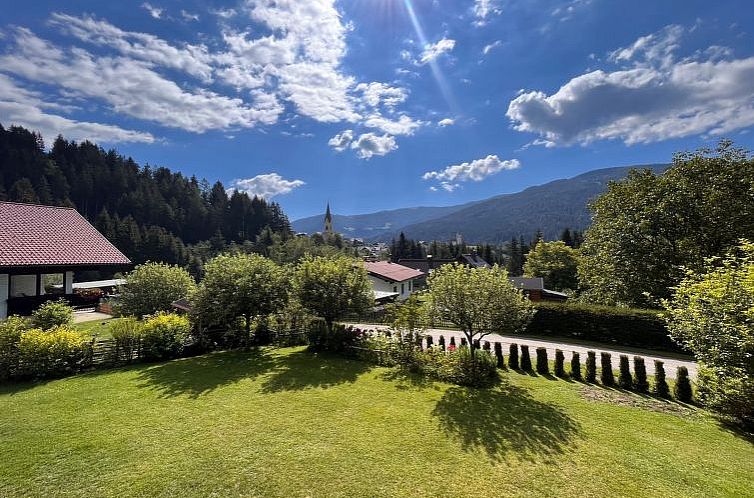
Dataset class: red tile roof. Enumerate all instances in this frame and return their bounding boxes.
[0,202,131,268]
[365,261,424,283]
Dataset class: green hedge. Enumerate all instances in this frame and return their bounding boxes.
[525,302,683,353]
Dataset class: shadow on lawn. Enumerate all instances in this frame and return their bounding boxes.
[260,350,372,393]
[432,381,581,462]
[136,348,277,398]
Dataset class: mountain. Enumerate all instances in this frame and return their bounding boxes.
[292,203,476,239]
[294,164,667,244]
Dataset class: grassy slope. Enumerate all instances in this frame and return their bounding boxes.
[72,318,116,339]
[0,347,751,498]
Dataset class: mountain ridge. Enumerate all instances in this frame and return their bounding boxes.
[292,164,668,243]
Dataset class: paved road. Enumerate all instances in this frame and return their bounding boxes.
[348,323,697,380]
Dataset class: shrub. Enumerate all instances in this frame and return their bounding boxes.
[554,349,566,378]
[633,357,649,393]
[536,347,549,375]
[509,343,519,370]
[308,319,367,354]
[438,335,446,350]
[494,342,505,369]
[520,345,532,371]
[110,318,143,363]
[600,352,615,386]
[30,299,73,330]
[0,316,29,379]
[447,347,498,387]
[675,366,693,403]
[618,355,633,389]
[17,327,92,378]
[526,302,680,352]
[140,312,191,361]
[119,262,197,318]
[654,360,670,398]
[570,352,582,381]
[585,351,597,383]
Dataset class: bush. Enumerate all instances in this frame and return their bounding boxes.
[110,318,143,363]
[536,347,549,375]
[0,316,29,379]
[494,342,505,369]
[30,299,73,330]
[444,347,498,387]
[119,262,196,318]
[600,352,615,386]
[554,349,566,378]
[17,327,93,378]
[508,343,519,370]
[307,319,366,354]
[527,302,680,352]
[140,312,191,361]
[675,366,693,403]
[570,351,582,381]
[520,345,532,371]
[618,355,633,389]
[654,360,670,398]
[586,351,597,383]
[633,356,649,393]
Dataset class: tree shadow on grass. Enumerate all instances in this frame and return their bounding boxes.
[136,348,277,398]
[259,350,373,393]
[378,367,441,391]
[432,380,581,462]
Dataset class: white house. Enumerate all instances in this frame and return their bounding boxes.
[364,261,424,302]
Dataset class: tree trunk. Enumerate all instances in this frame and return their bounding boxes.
[465,331,475,359]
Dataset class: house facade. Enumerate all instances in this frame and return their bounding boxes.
[0,202,132,319]
[364,261,424,302]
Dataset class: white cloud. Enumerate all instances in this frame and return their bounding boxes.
[483,40,502,55]
[473,0,501,25]
[419,38,456,65]
[0,74,154,144]
[0,28,282,133]
[363,114,423,135]
[229,173,305,199]
[355,82,407,109]
[211,8,237,19]
[506,24,754,145]
[49,14,215,81]
[141,2,164,19]
[328,129,354,151]
[351,133,397,159]
[423,155,520,183]
[552,0,593,22]
[180,10,199,22]
[438,118,455,127]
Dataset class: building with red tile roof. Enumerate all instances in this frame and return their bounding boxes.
[364,261,424,302]
[0,201,132,318]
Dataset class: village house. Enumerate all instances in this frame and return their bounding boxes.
[0,201,132,319]
[364,261,424,302]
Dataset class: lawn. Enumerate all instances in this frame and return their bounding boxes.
[1,347,752,498]
[72,318,117,339]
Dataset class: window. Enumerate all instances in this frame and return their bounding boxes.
[393,286,397,293]
[401,283,405,294]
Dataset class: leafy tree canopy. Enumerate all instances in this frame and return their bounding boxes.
[119,262,196,318]
[663,241,754,424]
[579,140,754,307]
[524,240,579,291]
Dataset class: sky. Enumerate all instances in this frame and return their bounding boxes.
[1,0,754,220]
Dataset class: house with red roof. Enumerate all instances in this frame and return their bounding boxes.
[0,201,132,318]
[364,261,424,302]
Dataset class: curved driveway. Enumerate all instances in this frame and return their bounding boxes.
[348,323,697,380]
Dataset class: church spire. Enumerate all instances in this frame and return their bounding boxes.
[324,202,334,236]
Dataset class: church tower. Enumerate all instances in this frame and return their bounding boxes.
[324,202,334,236]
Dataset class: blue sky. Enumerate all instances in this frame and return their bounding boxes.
[1,0,754,220]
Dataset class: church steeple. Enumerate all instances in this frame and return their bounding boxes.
[324,202,334,236]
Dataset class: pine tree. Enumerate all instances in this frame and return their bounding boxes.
[9,178,39,203]
[560,228,574,247]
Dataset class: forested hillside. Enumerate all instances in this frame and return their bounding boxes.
[0,124,292,274]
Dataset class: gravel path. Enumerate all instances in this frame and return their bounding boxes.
[348,323,697,380]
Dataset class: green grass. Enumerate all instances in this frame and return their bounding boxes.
[1,347,752,498]
[72,318,117,339]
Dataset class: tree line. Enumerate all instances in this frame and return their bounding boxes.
[0,124,293,274]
